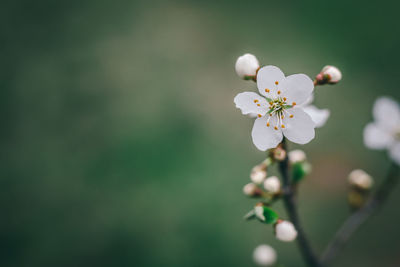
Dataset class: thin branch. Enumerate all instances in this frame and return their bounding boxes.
[278,139,321,267]
[320,163,400,266]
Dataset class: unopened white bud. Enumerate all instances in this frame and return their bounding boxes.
[348,169,373,190]
[321,65,342,83]
[243,183,262,197]
[253,244,277,266]
[275,220,298,242]
[263,176,281,194]
[251,165,267,184]
[289,149,306,164]
[235,53,260,79]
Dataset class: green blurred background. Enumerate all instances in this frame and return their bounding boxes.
[1,0,400,266]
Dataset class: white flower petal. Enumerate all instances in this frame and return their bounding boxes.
[279,74,314,105]
[302,105,330,128]
[301,94,314,107]
[256,66,285,98]
[251,116,283,151]
[363,123,393,149]
[234,92,269,116]
[282,108,315,144]
[389,142,400,165]
[373,96,400,130]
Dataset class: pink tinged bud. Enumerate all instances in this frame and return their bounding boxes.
[275,220,298,242]
[250,164,267,184]
[263,176,281,194]
[243,183,262,197]
[235,53,260,79]
[321,65,342,84]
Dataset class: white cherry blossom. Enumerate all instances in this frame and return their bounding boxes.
[235,53,260,79]
[363,96,400,165]
[234,66,316,151]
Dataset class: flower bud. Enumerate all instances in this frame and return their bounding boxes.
[243,183,262,197]
[316,65,342,85]
[288,149,306,164]
[253,244,277,266]
[275,220,298,242]
[250,164,267,184]
[348,169,373,190]
[272,146,286,161]
[263,176,281,194]
[235,53,260,80]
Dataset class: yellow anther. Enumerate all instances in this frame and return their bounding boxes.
[265,88,270,93]
[275,81,279,85]
[257,114,262,118]
[283,97,287,101]
[281,115,284,119]
[290,115,294,118]
[292,102,296,106]
[254,99,259,103]
[281,125,285,128]
[269,101,273,105]
[266,123,270,127]
[269,113,273,116]
[277,90,281,95]
[274,126,278,130]
[257,104,260,106]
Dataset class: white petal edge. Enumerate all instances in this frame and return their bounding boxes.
[234,92,269,116]
[363,122,393,149]
[373,96,400,130]
[389,142,400,166]
[302,105,330,128]
[279,74,314,105]
[256,66,285,98]
[282,108,315,144]
[251,115,283,151]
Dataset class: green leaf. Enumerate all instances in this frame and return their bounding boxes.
[258,206,279,224]
[292,162,311,183]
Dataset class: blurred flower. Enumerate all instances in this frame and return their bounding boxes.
[288,149,307,164]
[253,244,277,266]
[300,95,330,128]
[348,169,373,190]
[263,176,281,194]
[234,66,316,150]
[251,163,268,184]
[235,53,260,80]
[316,65,342,84]
[363,96,400,165]
[275,220,298,242]
[243,183,262,197]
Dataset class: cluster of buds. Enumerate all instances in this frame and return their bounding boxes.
[347,169,374,210]
[314,65,342,85]
[243,159,281,198]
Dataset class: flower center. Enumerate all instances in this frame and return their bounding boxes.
[265,96,295,130]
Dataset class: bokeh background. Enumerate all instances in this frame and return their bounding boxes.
[1,0,400,266]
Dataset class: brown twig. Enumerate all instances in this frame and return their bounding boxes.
[278,139,322,267]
